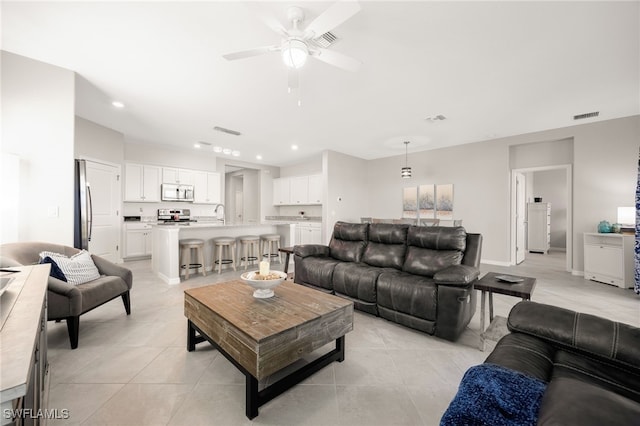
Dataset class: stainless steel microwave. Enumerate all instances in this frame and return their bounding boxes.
[161,183,194,202]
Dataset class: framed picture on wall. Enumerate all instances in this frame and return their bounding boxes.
[402,187,418,218]
[436,184,454,219]
[418,184,435,219]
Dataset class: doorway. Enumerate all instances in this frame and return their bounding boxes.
[510,164,573,272]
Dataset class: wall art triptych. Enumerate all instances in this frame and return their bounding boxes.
[403,184,453,219]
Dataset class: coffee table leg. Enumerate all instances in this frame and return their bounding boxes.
[187,320,196,352]
[246,375,259,419]
[336,336,345,362]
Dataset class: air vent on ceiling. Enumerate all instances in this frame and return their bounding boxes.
[425,114,447,122]
[198,141,212,146]
[213,126,241,136]
[573,111,599,120]
[311,31,338,48]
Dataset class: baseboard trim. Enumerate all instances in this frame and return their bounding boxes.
[481,259,511,267]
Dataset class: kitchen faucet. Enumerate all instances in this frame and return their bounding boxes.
[214,204,225,223]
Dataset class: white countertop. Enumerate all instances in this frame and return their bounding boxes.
[150,221,296,229]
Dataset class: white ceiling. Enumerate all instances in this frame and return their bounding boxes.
[2,1,638,167]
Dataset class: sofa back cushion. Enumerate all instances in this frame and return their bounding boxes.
[403,226,466,277]
[329,222,368,263]
[362,223,409,269]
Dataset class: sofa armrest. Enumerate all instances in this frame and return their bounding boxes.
[434,264,480,287]
[47,276,83,318]
[91,255,133,289]
[508,301,640,369]
[293,245,330,258]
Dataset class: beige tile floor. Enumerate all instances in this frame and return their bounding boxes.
[46,250,640,426]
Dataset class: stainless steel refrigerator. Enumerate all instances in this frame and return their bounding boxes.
[74,159,92,250]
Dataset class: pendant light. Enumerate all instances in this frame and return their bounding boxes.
[401,141,412,178]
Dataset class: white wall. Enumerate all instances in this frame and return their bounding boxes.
[75,117,125,164]
[1,51,75,245]
[359,115,639,270]
[125,139,218,171]
[323,150,369,243]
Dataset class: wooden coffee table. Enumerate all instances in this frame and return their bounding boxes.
[184,279,353,419]
[475,272,536,351]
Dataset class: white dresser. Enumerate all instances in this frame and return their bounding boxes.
[583,232,634,288]
[527,202,551,253]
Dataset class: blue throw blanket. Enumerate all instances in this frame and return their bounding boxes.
[440,363,547,426]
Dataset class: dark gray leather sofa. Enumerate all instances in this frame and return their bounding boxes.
[479,301,640,425]
[294,222,483,341]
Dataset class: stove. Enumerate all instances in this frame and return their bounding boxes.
[157,208,197,223]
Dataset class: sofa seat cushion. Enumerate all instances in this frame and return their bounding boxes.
[362,223,408,269]
[537,377,640,426]
[332,262,381,303]
[376,271,436,321]
[78,275,129,312]
[551,350,640,404]
[294,257,340,291]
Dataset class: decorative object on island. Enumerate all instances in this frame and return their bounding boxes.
[597,220,612,233]
[444,301,640,425]
[401,141,412,178]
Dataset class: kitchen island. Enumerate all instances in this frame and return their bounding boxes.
[151,222,294,284]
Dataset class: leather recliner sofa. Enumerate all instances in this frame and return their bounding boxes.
[446,301,640,425]
[293,221,483,341]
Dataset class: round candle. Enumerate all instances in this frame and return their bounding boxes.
[259,261,270,276]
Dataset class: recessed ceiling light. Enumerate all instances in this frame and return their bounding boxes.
[291,145,298,150]
[194,143,201,149]
[232,150,240,157]
[112,101,125,108]
[256,155,263,160]
[213,146,223,153]
[222,148,232,155]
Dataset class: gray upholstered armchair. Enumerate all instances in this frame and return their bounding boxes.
[0,242,132,349]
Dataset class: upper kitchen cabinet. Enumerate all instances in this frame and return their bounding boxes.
[193,171,221,204]
[307,174,322,204]
[273,177,291,205]
[124,163,161,202]
[273,174,322,205]
[162,167,195,186]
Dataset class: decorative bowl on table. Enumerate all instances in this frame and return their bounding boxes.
[240,270,287,298]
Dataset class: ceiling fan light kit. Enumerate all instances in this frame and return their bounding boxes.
[282,39,308,68]
[223,1,362,90]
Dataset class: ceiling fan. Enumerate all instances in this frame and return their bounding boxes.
[222,1,362,89]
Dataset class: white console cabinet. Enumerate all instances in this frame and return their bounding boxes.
[583,232,634,288]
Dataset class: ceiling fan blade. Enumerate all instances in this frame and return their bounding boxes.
[222,45,279,61]
[304,0,361,39]
[288,68,299,90]
[244,3,289,37]
[312,48,361,72]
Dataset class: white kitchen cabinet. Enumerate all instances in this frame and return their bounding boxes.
[193,171,221,204]
[290,176,309,204]
[307,174,322,204]
[273,177,291,205]
[124,223,153,258]
[273,174,323,205]
[527,202,550,253]
[583,233,634,288]
[295,222,322,245]
[162,167,195,185]
[124,163,161,202]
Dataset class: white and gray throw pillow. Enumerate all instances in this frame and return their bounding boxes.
[39,250,101,285]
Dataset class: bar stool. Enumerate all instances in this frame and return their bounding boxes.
[236,235,260,270]
[260,234,281,264]
[179,238,206,280]
[212,237,236,274]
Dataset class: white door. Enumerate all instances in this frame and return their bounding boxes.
[515,172,526,264]
[86,161,121,262]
